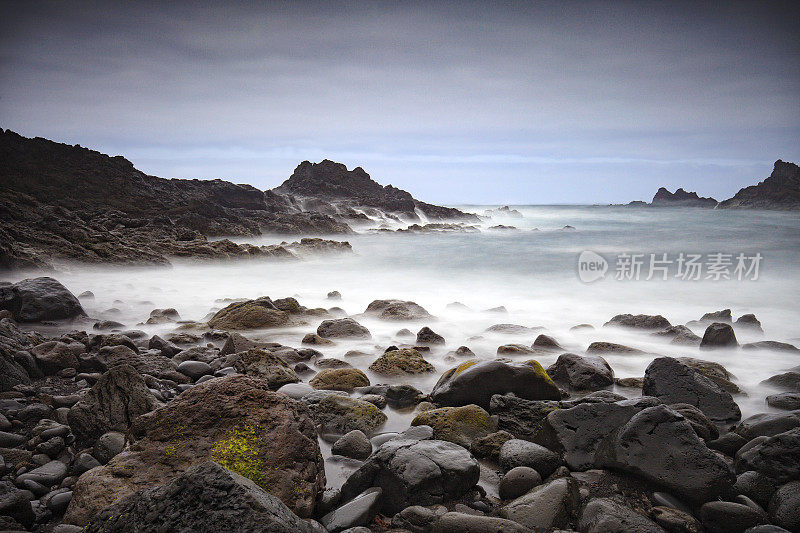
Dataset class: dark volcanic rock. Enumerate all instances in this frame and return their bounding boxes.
[83,461,315,533]
[364,299,433,321]
[318,318,371,339]
[642,356,741,423]
[735,428,800,483]
[700,322,738,349]
[0,277,85,322]
[718,160,800,210]
[651,187,718,207]
[547,352,614,391]
[604,313,671,330]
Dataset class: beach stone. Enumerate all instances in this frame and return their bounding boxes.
[82,461,315,533]
[365,299,432,321]
[670,403,719,441]
[416,326,445,345]
[368,348,435,376]
[735,412,800,441]
[0,480,34,529]
[653,325,702,346]
[410,404,493,448]
[318,318,371,339]
[700,322,738,349]
[643,356,741,423]
[310,368,369,392]
[489,394,563,440]
[207,297,290,329]
[391,505,445,532]
[339,437,479,515]
[761,372,800,391]
[700,309,733,323]
[67,364,162,444]
[31,341,83,374]
[651,506,703,533]
[332,430,372,460]
[147,334,181,357]
[176,360,212,381]
[486,324,538,334]
[432,512,531,533]
[430,360,560,409]
[496,343,535,354]
[596,404,735,502]
[358,394,386,408]
[735,471,777,508]
[499,439,560,477]
[74,453,101,474]
[579,497,666,533]
[499,477,579,530]
[0,277,85,322]
[355,384,426,408]
[735,314,763,332]
[736,428,800,482]
[93,431,126,465]
[700,501,767,533]
[498,466,541,500]
[547,352,613,390]
[604,313,671,330]
[0,432,25,448]
[533,333,562,350]
[743,341,799,352]
[767,392,800,410]
[64,375,324,524]
[320,487,382,533]
[311,394,387,435]
[768,481,800,532]
[470,430,514,460]
[676,356,741,394]
[17,460,68,486]
[218,332,269,356]
[302,333,334,345]
[229,348,300,389]
[586,341,644,354]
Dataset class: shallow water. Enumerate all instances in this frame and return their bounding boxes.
[4,205,799,488]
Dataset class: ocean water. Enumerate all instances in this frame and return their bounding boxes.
[3,205,799,486]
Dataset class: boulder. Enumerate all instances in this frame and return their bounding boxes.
[653,325,702,345]
[486,324,540,334]
[734,413,800,441]
[67,364,162,444]
[498,466,542,500]
[547,353,613,391]
[207,297,290,329]
[219,332,272,356]
[700,322,738,349]
[93,432,126,465]
[0,277,85,322]
[597,404,736,502]
[735,428,800,483]
[579,497,667,533]
[364,299,432,321]
[766,392,800,411]
[430,360,560,409]
[355,384,426,408]
[176,360,212,381]
[496,343,535,355]
[432,512,531,533]
[317,318,371,339]
[230,348,300,389]
[768,481,800,532]
[82,461,315,533]
[31,341,83,374]
[410,404,493,448]
[742,341,799,353]
[761,372,800,391]
[499,439,561,477]
[642,357,741,423]
[320,487,382,533]
[604,314,671,330]
[64,375,324,524]
[416,326,445,345]
[310,368,370,392]
[302,333,334,345]
[699,501,767,533]
[368,348,435,376]
[339,437,479,515]
[586,342,644,354]
[533,334,561,349]
[499,477,579,530]
[676,357,741,394]
[310,394,387,435]
[700,309,733,323]
[332,430,372,461]
[735,314,763,332]
[0,480,34,529]
[489,394,563,441]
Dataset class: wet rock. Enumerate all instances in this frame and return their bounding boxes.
[82,461,316,533]
[498,466,541,500]
[761,372,800,391]
[499,439,560,477]
[318,318,371,339]
[766,392,800,410]
[735,314,763,332]
[339,437,479,515]
[410,404,493,448]
[489,394,563,441]
[368,348,435,376]
[643,356,741,423]
[65,375,324,524]
[586,341,644,354]
[596,404,735,502]
[496,343,535,354]
[218,332,271,356]
[310,368,370,392]
[431,360,560,409]
[734,471,777,509]
[432,512,530,533]
[651,506,703,533]
[311,394,387,435]
[470,430,514,460]
[499,477,579,530]
[416,326,445,345]
[615,376,644,388]
[207,297,290,329]
[356,384,426,408]
[332,430,372,460]
[486,324,539,335]
[547,352,613,391]
[670,403,719,441]
[146,334,180,357]
[735,412,800,441]
[0,277,85,322]
[743,341,799,353]
[31,341,83,374]
[735,428,800,483]
[700,309,733,323]
[17,459,68,487]
[700,501,767,533]
[0,480,34,529]
[320,488,382,532]
[67,364,162,444]
[392,504,445,532]
[302,333,334,345]
[768,481,800,532]
[676,356,741,394]
[93,431,126,465]
[229,348,300,389]
[364,300,433,321]
[653,325,702,345]
[579,497,666,533]
[604,313,671,330]
[533,333,561,350]
[700,322,738,349]
[176,360,212,381]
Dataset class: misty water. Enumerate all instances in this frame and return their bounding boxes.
[4,205,799,489]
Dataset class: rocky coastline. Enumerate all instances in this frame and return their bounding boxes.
[0,277,798,532]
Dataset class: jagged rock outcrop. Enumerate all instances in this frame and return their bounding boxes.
[719,160,800,210]
[651,187,718,207]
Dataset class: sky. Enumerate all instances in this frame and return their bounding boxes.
[1,1,799,205]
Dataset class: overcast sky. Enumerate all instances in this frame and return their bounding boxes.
[1,1,798,204]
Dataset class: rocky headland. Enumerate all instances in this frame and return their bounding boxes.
[0,278,799,532]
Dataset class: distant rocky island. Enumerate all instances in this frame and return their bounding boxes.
[627,160,800,210]
[0,130,475,270]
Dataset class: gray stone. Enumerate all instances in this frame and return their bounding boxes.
[499,477,579,530]
[74,453,101,474]
[499,439,560,477]
[0,480,34,529]
[317,318,371,339]
[0,277,85,322]
[332,430,372,461]
[498,466,541,500]
[320,488,382,532]
[432,512,531,533]
[700,322,738,349]
[92,431,126,465]
[768,481,800,533]
[176,360,213,381]
[16,460,68,487]
[736,428,800,483]
[735,412,800,441]
[734,471,777,509]
[579,497,667,533]
[546,352,613,391]
[416,326,445,345]
[700,501,767,533]
[766,392,800,411]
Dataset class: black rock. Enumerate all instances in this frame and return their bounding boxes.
[700,322,738,349]
[546,352,614,391]
[0,277,85,322]
[736,428,800,483]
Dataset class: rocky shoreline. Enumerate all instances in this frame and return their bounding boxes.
[0,277,798,532]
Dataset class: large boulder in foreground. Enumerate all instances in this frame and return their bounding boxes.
[67,364,163,444]
[208,297,290,329]
[83,461,315,533]
[339,434,479,515]
[64,375,325,525]
[430,360,560,409]
[643,356,741,423]
[0,277,85,322]
[596,404,735,502]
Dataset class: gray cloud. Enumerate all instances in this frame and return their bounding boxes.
[1,0,798,203]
